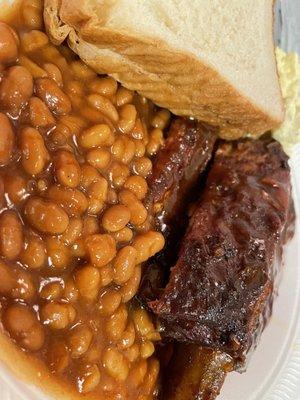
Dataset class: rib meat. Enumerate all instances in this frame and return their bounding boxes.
[150,139,294,364]
[142,117,230,400]
[146,117,217,271]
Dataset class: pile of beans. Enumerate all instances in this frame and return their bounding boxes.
[0,1,170,398]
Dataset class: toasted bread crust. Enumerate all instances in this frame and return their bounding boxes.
[44,0,284,139]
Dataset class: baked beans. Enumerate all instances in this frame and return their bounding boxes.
[0,11,168,399]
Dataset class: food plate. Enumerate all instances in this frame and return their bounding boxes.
[0,0,299,399]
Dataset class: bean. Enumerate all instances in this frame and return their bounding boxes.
[112,136,135,164]
[140,341,155,359]
[50,123,69,146]
[102,205,131,232]
[85,234,116,268]
[0,66,33,115]
[53,150,81,188]
[79,124,114,149]
[117,322,136,350]
[69,325,93,358]
[84,345,101,364]
[82,216,99,237]
[131,118,146,140]
[119,189,147,226]
[21,30,49,53]
[116,87,133,107]
[102,347,129,381]
[71,238,86,258]
[89,77,118,97]
[4,304,45,351]
[0,113,14,166]
[4,173,27,204]
[21,236,46,269]
[108,162,130,188]
[48,339,69,373]
[87,177,108,203]
[20,127,50,175]
[146,128,164,156]
[133,231,165,263]
[133,308,155,337]
[59,115,87,136]
[36,78,71,115]
[41,302,76,330]
[124,176,148,200]
[78,364,101,393]
[112,227,133,243]
[75,266,101,302]
[46,237,71,270]
[98,289,121,316]
[0,211,23,260]
[88,94,119,122]
[63,278,79,303]
[18,55,47,78]
[113,246,137,284]
[134,140,146,158]
[12,269,36,301]
[99,265,113,287]
[86,148,111,170]
[105,305,128,341]
[21,0,43,29]
[119,265,141,302]
[40,281,63,300]
[151,109,171,130]
[0,22,18,63]
[24,197,69,234]
[0,261,35,301]
[80,164,101,190]
[28,97,55,127]
[66,80,83,96]
[123,343,140,363]
[61,217,83,245]
[133,157,153,178]
[118,104,137,134]
[43,63,63,87]
[107,188,118,205]
[47,185,88,217]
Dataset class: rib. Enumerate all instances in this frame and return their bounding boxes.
[142,117,229,400]
[150,139,294,364]
[146,117,217,269]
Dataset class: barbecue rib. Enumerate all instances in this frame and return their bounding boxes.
[146,117,217,271]
[142,117,231,400]
[150,139,294,364]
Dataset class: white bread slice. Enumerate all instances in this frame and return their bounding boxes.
[44,0,284,138]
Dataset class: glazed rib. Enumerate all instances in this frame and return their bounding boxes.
[142,117,229,400]
[146,117,217,270]
[150,139,294,364]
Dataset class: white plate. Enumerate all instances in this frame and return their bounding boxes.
[0,1,300,399]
